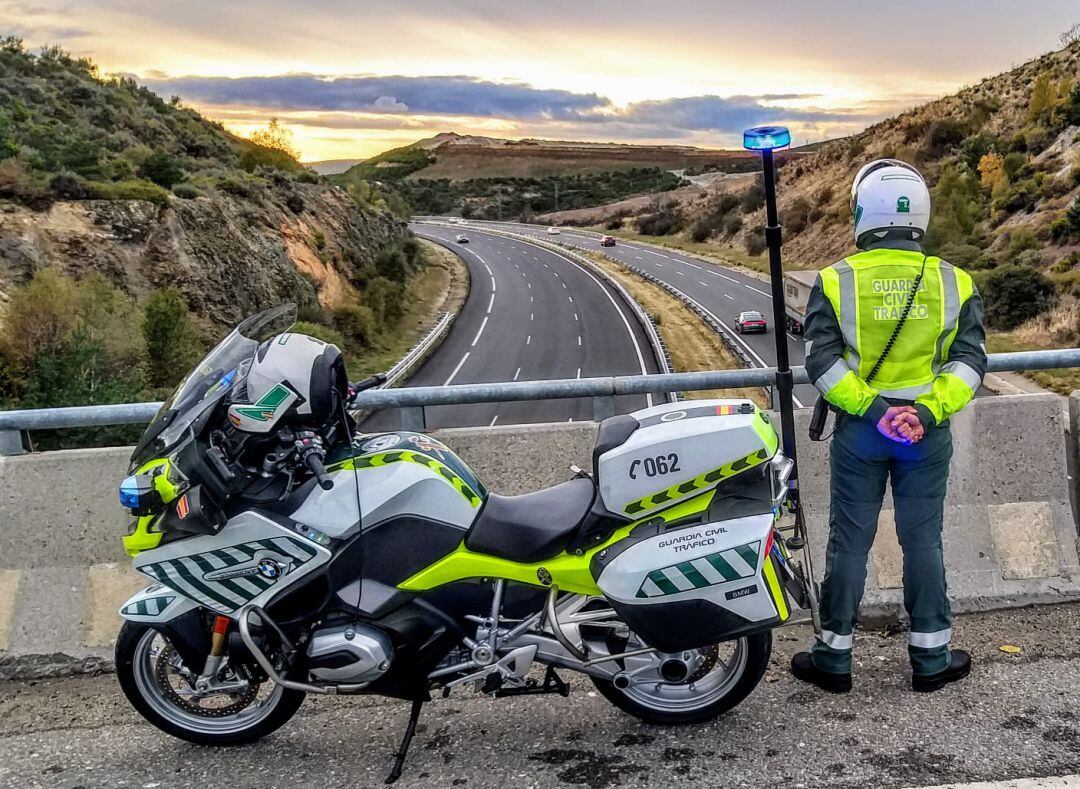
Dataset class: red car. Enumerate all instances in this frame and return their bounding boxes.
[600,235,616,247]
[734,310,768,334]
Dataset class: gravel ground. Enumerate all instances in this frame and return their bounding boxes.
[5,602,1080,789]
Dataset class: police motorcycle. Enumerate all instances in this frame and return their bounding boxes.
[115,304,814,780]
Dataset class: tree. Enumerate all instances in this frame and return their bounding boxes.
[1028,72,1055,124]
[141,288,202,389]
[1062,23,1080,47]
[241,118,301,171]
[978,153,1007,197]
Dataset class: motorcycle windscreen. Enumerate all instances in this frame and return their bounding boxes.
[592,512,790,652]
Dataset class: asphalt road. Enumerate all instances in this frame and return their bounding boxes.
[472,221,818,407]
[7,602,1080,788]
[364,225,657,430]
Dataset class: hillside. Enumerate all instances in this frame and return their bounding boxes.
[0,38,432,440]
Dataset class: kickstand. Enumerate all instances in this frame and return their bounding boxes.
[385,699,424,785]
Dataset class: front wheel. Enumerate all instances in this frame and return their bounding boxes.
[115,621,304,745]
[591,632,772,725]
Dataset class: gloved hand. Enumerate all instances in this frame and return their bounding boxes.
[894,410,925,444]
[877,405,919,444]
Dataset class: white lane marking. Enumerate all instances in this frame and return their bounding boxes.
[513,367,522,381]
[543,263,550,269]
[530,313,534,320]
[471,316,488,347]
[530,296,534,302]
[676,270,686,276]
[576,368,582,378]
[562,281,567,288]
[486,293,494,314]
[484,264,493,275]
[490,276,496,292]
[444,352,470,386]
[699,281,709,287]
[489,415,499,427]
[577,335,582,346]
[568,295,574,303]
[514,263,519,269]
[642,248,670,259]
[709,270,739,283]
[685,262,702,270]
[723,293,734,300]
[655,262,665,267]
[787,333,799,342]
[526,335,532,345]
[553,270,560,277]
[574,313,579,321]
[635,255,643,261]
[745,284,771,297]
[528,282,532,289]
[568,418,574,422]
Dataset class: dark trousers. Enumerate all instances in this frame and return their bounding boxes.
[811,414,953,675]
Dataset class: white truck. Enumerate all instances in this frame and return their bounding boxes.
[783,269,818,335]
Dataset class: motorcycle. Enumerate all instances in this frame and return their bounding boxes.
[114,304,816,781]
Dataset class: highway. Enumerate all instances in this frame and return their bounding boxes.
[471,221,818,407]
[363,224,659,430]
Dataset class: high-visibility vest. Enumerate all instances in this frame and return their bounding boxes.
[816,248,980,421]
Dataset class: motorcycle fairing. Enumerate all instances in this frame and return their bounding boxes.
[119,583,201,623]
[132,511,331,615]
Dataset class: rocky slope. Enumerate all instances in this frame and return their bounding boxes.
[0,183,408,328]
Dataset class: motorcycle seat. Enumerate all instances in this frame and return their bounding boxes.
[592,414,639,477]
[465,477,596,563]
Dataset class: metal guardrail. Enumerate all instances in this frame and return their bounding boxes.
[0,349,1078,454]
[382,311,453,389]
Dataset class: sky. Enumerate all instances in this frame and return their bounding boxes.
[5,1,1079,161]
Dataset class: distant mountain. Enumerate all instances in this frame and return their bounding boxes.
[305,159,363,175]
[339,132,757,183]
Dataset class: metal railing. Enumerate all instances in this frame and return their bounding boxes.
[382,311,453,389]
[0,348,1077,454]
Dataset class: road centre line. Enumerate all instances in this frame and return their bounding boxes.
[444,352,470,386]
[471,317,488,347]
[745,284,771,296]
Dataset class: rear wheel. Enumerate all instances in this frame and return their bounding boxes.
[115,621,304,745]
[591,632,772,725]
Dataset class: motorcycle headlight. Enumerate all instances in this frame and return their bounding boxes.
[770,455,795,507]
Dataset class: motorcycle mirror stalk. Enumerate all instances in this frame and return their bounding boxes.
[744,125,822,636]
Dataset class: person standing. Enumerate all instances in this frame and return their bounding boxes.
[790,160,986,693]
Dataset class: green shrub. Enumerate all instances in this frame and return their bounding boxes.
[171,182,201,199]
[979,264,1056,329]
[87,179,171,205]
[49,171,89,199]
[331,303,377,349]
[744,231,767,257]
[1051,217,1073,243]
[138,151,184,188]
[142,288,202,389]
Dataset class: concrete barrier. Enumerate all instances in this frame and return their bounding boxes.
[0,393,1076,677]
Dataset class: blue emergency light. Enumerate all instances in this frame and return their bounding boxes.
[743,126,791,152]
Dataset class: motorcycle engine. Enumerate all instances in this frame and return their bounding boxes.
[306,624,394,685]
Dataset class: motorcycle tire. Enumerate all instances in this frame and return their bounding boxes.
[115,620,304,746]
[591,631,772,725]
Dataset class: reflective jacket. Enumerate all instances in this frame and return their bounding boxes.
[803,244,986,429]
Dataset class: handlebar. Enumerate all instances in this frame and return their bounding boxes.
[305,452,334,491]
[348,373,387,401]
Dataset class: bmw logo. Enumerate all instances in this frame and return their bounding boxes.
[257,558,283,579]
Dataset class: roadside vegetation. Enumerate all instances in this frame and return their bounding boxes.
[585,252,769,408]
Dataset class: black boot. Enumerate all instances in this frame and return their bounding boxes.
[790,652,852,694]
[912,649,971,693]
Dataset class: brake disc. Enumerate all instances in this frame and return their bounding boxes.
[686,644,719,684]
[155,645,259,718]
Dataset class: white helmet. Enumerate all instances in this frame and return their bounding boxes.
[227,333,348,434]
[850,159,930,248]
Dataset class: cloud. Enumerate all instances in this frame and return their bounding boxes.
[610,94,870,133]
[141,73,611,120]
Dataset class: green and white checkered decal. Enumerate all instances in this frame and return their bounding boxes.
[121,595,176,617]
[636,541,760,598]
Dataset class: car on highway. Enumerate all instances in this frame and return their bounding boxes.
[547,226,560,235]
[734,310,768,334]
[600,235,617,247]
[455,234,469,244]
